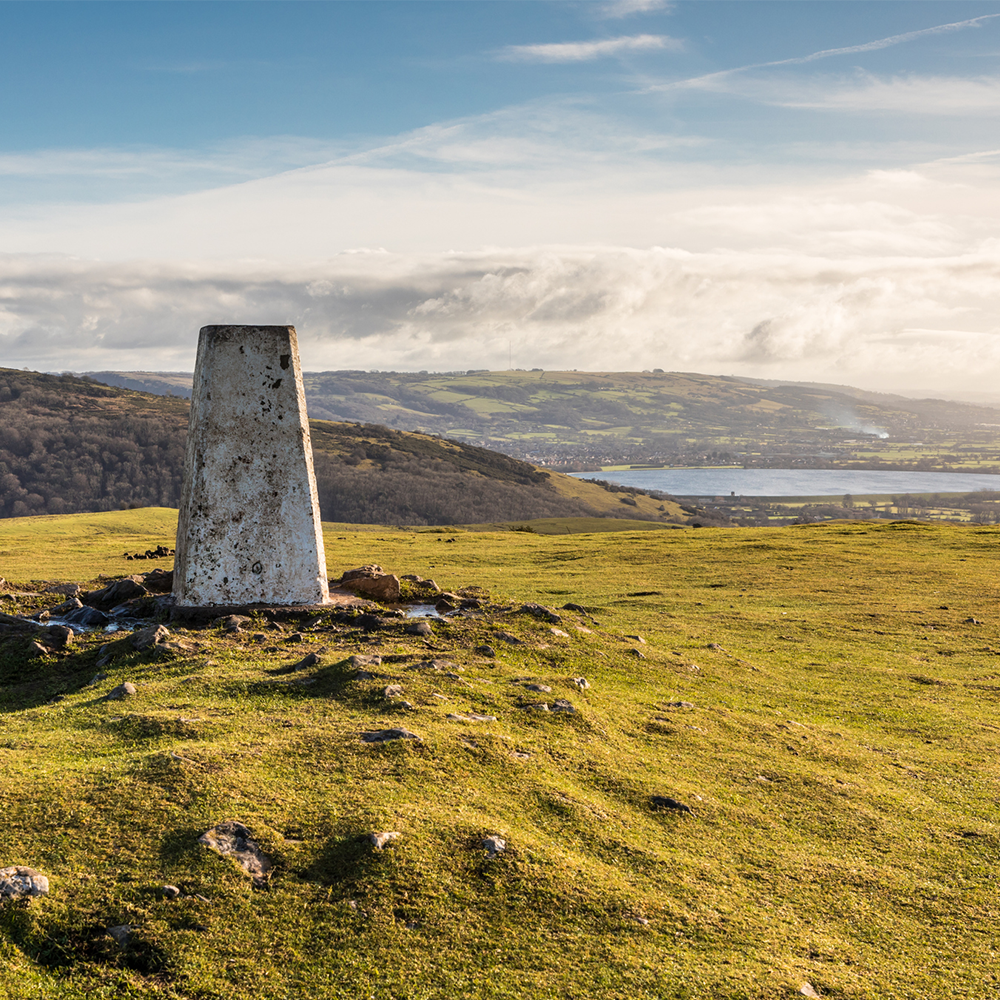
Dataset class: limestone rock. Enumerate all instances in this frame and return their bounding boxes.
[650,795,693,814]
[199,820,272,887]
[141,568,174,593]
[49,597,83,616]
[39,625,73,649]
[106,925,131,948]
[131,624,169,652]
[361,728,421,743]
[519,603,561,623]
[549,627,570,637]
[44,582,81,597]
[25,641,50,658]
[475,644,496,657]
[551,699,576,713]
[405,621,432,636]
[495,631,521,645]
[339,566,401,601]
[384,684,404,699]
[348,654,382,669]
[368,831,401,850]
[523,683,551,693]
[446,713,497,723]
[106,682,137,700]
[84,577,148,610]
[162,885,181,899]
[482,835,506,857]
[64,606,110,627]
[0,866,49,900]
[216,615,250,632]
[573,677,590,690]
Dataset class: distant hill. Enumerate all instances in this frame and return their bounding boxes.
[0,368,685,525]
[81,368,1000,472]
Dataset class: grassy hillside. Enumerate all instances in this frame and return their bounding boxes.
[1,513,999,997]
[0,368,685,525]
[85,368,1000,473]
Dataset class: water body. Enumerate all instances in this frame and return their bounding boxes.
[570,468,1000,498]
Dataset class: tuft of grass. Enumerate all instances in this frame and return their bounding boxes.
[1,514,1000,996]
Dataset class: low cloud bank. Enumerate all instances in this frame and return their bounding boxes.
[2,244,999,394]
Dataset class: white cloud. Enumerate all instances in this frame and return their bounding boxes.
[771,73,1000,115]
[654,13,1000,94]
[3,243,1000,397]
[598,0,673,19]
[499,34,680,63]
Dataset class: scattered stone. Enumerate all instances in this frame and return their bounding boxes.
[444,671,462,680]
[630,648,646,659]
[523,683,552,693]
[650,795,693,814]
[251,633,267,644]
[106,925,131,948]
[289,652,320,671]
[338,566,402,601]
[106,682,137,700]
[964,617,983,624]
[142,568,174,592]
[665,701,695,709]
[86,672,107,687]
[361,728,421,743]
[482,835,506,857]
[435,598,456,613]
[84,577,148,610]
[495,631,521,645]
[405,621,433,636]
[39,624,74,649]
[799,984,821,999]
[64,605,110,627]
[446,713,497,722]
[349,654,382,668]
[625,634,646,644]
[355,670,376,681]
[549,627,570,637]
[25,641,50,658]
[511,750,532,761]
[475,644,496,657]
[519,604,561,623]
[573,677,590,690]
[368,831,401,850]
[131,624,169,652]
[575,625,593,634]
[286,632,303,643]
[0,866,49,900]
[199,820,272,888]
[49,596,83,615]
[162,885,181,899]
[44,582,82,597]
[384,684,404,699]
[561,602,587,613]
[551,699,576,713]
[217,615,250,632]
[521,702,550,712]
[707,642,723,650]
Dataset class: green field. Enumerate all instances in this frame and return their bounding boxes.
[2,512,1000,997]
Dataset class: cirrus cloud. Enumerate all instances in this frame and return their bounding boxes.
[499,34,681,63]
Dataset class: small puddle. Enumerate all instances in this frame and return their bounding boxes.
[404,604,443,619]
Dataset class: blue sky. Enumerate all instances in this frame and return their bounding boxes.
[3,1,1000,396]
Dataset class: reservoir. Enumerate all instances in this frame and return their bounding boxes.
[570,468,1000,497]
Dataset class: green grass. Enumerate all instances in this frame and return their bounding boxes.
[2,514,1000,997]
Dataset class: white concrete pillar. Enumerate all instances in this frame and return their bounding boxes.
[173,325,330,607]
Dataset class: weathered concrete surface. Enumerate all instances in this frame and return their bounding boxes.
[173,325,330,607]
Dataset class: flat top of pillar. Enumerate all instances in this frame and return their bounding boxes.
[199,325,296,337]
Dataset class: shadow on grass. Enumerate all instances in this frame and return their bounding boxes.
[0,899,169,977]
[0,637,104,712]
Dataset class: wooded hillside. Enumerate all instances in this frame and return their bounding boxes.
[0,368,679,525]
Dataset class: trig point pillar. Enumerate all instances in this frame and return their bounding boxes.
[173,325,330,607]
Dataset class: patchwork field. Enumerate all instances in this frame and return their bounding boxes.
[1,512,999,998]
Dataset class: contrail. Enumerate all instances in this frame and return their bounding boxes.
[649,12,1000,92]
